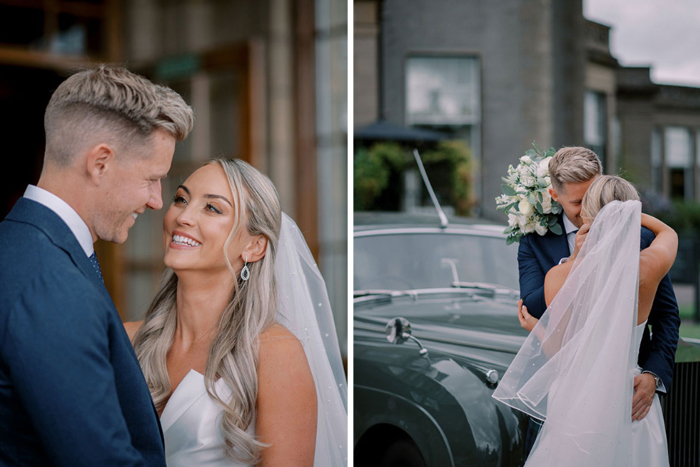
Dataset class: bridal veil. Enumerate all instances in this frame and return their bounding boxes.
[274,213,348,466]
[493,200,642,466]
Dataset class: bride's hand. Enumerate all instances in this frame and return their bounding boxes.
[569,223,591,261]
[518,299,539,332]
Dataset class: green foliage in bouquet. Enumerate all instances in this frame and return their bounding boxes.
[496,143,563,244]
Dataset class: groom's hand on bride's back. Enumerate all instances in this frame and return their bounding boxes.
[632,373,656,421]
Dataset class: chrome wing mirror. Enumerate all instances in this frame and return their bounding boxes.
[386,317,428,357]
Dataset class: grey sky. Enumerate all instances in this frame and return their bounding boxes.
[584,0,700,87]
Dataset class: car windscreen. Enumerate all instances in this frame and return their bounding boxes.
[354,232,520,292]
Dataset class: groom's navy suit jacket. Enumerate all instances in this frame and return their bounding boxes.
[0,198,166,466]
[518,214,681,390]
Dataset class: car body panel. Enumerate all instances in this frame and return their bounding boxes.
[354,213,528,466]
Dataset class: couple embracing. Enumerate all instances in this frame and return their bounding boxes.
[0,66,346,466]
[494,147,681,466]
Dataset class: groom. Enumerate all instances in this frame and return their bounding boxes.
[0,66,193,465]
[517,146,681,455]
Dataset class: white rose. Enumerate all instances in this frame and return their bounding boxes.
[508,213,518,227]
[517,214,529,229]
[518,198,534,217]
[540,191,552,214]
[521,220,536,234]
[520,155,532,164]
[535,158,549,179]
[520,174,536,187]
[535,223,548,236]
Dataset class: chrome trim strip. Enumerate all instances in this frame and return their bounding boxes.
[354,227,507,239]
[354,322,523,353]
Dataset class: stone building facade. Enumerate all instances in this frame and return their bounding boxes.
[355,0,700,219]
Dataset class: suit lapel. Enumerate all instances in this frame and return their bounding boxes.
[7,198,108,295]
[546,213,570,267]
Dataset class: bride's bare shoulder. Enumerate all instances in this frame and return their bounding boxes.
[259,322,297,341]
[122,320,144,342]
[259,323,304,358]
[258,323,311,378]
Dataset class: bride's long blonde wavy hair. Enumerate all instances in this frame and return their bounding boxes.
[132,158,282,463]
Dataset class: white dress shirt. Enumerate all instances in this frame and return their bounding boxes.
[557,215,579,265]
[23,185,94,258]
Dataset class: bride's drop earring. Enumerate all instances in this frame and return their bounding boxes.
[240,256,250,281]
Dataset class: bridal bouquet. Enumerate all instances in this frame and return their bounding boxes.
[496,144,563,244]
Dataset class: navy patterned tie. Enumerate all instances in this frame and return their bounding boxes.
[89,252,104,283]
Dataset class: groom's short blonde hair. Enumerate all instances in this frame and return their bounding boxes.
[548,147,603,194]
[44,65,194,166]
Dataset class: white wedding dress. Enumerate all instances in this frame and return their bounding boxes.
[162,370,251,467]
[521,321,669,466]
[630,322,669,467]
[493,201,669,466]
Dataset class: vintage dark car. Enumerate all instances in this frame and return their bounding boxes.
[353,211,700,467]
[353,211,530,467]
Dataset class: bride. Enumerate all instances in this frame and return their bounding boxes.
[494,175,677,466]
[124,159,347,466]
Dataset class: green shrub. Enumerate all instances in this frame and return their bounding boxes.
[642,190,700,235]
[353,140,475,215]
[353,146,390,211]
